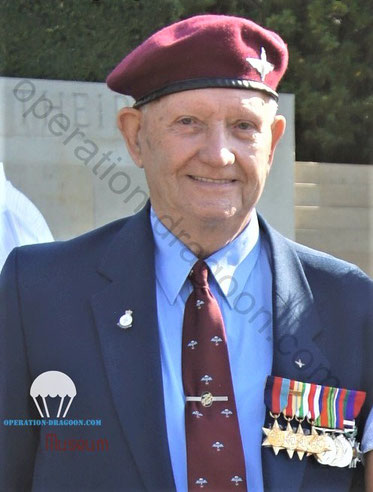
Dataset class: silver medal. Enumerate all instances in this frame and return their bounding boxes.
[331,435,353,468]
[316,435,337,466]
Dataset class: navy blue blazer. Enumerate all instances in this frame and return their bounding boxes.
[1,204,372,491]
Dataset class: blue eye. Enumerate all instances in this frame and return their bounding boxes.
[179,117,193,125]
[237,121,252,130]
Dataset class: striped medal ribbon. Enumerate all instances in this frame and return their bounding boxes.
[262,376,291,455]
[263,376,366,467]
[314,386,366,430]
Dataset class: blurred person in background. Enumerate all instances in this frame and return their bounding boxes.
[0,162,53,271]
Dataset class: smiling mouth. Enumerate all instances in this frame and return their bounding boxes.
[189,175,236,184]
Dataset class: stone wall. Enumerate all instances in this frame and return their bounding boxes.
[1,77,371,277]
[295,161,373,277]
[0,77,295,241]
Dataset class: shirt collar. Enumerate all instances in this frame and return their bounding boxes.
[150,207,260,308]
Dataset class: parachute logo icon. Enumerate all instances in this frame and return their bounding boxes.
[30,371,77,418]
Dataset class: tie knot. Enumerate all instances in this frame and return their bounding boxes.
[189,260,209,288]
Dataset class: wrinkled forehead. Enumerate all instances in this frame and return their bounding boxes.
[140,88,277,119]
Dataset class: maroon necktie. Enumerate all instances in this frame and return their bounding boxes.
[182,260,247,490]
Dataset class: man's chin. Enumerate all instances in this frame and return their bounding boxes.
[188,206,243,224]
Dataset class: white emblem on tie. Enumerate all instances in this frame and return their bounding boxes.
[200,375,213,385]
[196,299,205,309]
[246,47,274,81]
[295,358,305,368]
[231,475,243,486]
[195,478,208,488]
[192,410,203,419]
[117,310,133,329]
[211,336,223,346]
[212,441,224,452]
[187,340,198,350]
[221,408,233,418]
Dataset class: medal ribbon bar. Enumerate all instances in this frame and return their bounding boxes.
[262,376,366,467]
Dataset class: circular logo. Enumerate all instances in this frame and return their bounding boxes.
[201,392,214,407]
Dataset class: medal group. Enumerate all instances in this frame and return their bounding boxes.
[262,376,366,468]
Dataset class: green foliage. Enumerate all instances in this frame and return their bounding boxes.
[1,0,372,163]
[264,0,373,164]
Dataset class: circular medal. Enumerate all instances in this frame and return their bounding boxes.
[316,435,337,466]
[331,435,353,468]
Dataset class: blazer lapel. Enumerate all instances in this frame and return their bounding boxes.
[89,210,333,491]
[90,204,175,491]
[259,216,331,491]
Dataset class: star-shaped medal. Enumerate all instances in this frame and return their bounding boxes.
[283,422,298,458]
[294,424,308,460]
[246,47,274,82]
[306,427,332,456]
[262,419,284,455]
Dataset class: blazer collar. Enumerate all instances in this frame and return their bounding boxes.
[91,203,175,491]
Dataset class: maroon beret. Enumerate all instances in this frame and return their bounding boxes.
[106,14,288,107]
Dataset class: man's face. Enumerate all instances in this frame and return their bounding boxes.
[121,88,285,228]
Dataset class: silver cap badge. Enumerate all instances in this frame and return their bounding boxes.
[246,47,274,82]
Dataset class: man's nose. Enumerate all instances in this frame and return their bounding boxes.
[198,126,235,167]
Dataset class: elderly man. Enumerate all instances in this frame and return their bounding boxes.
[1,14,372,492]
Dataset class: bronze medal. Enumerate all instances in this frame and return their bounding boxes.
[262,418,284,455]
[283,422,298,458]
[294,424,308,460]
[306,427,331,455]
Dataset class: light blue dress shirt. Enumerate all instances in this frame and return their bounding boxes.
[150,207,273,491]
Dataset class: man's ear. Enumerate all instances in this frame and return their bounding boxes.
[117,107,144,168]
[269,115,286,166]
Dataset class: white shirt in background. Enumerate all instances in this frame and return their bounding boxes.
[0,162,53,271]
